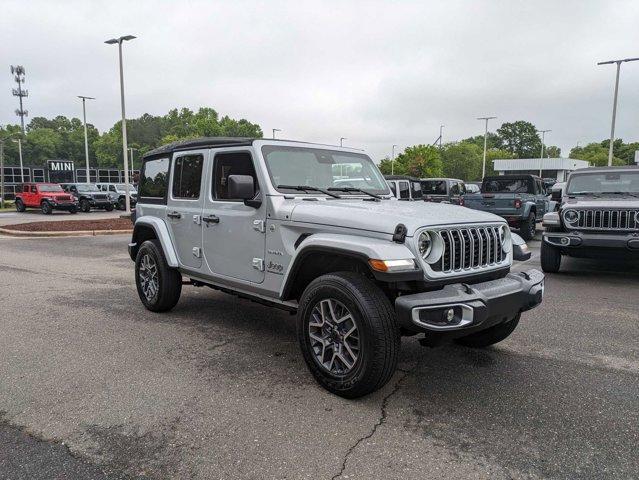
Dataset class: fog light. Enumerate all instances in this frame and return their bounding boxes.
[560,237,570,246]
[444,308,455,322]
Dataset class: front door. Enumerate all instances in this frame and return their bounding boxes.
[202,148,266,284]
[166,151,206,269]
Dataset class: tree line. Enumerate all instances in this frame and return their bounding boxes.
[0,107,262,170]
[378,120,637,181]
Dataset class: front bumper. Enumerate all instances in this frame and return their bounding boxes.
[89,198,112,207]
[543,232,639,251]
[49,201,79,211]
[395,269,544,336]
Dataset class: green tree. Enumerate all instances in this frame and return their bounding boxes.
[569,143,624,166]
[441,141,483,181]
[496,121,542,158]
[379,145,442,177]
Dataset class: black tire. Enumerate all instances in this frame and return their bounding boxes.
[297,272,400,399]
[105,204,114,212]
[41,201,52,215]
[69,207,78,214]
[455,315,520,348]
[519,212,536,241]
[80,199,91,213]
[118,197,126,210]
[541,240,562,273]
[15,199,26,212]
[135,239,182,312]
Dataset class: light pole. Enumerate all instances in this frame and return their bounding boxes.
[597,57,639,166]
[537,129,551,177]
[391,144,397,175]
[272,128,281,139]
[105,34,136,215]
[78,96,95,184]
[477,116,497,179]
[439,125,444,148]
[0,132,19,208]
[129,147,138,180]
[340,137,346,147]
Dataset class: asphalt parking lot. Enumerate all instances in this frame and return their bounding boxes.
[0,233,637,479]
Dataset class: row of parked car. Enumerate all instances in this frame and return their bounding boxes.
[384,174,556,240]
[13,182,138,215]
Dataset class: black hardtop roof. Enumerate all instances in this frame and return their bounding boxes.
[420,177,464,183]
[482,174,542,181]
[385,175,421,181]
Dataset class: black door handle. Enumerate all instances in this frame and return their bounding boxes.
[167,211,182,219]
[203,214,220,224]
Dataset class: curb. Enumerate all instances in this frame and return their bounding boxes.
[0,227,132,237]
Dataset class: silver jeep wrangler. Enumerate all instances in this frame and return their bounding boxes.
[129,137,544,398]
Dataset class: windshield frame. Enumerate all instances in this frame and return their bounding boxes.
[566,171,639,195]
[260,144,391,197]
[37,184,64,193]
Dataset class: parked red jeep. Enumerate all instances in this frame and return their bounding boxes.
[14,183,79,215]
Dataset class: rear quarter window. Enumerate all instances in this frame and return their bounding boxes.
[139,157,171,202]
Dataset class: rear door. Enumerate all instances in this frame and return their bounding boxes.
[201,148,266,283]
[165,151,206,269]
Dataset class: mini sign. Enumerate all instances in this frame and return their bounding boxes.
[47,160,75,183]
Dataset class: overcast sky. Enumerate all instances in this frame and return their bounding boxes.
[2,0,639,160]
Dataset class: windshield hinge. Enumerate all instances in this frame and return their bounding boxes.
[253,220,265,233]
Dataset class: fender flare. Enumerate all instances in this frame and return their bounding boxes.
[130,216,179,267]
[279,233,420,299]
[522,202,537,219]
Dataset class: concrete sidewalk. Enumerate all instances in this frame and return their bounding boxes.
[0,210,122,227]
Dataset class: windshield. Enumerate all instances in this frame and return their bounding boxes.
[483,178,531,193]
[76,184,100,192]
[567,171,639,195]
[421,180,447,195]
[262,146,390,195]
[38,185,63,193]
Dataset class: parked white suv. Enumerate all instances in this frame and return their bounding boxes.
[129,137,543,398]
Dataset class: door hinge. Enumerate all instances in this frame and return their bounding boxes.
[253,219,266,233]
[193,214,201,225]
[252,258,264,271]
[192,247,202,258]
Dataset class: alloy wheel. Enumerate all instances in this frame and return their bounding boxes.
[308,298,360,375]
[138,253,159,301]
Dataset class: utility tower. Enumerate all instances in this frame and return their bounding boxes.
[10,65,29,134]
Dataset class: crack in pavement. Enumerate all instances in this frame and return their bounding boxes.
[330,363,417,480]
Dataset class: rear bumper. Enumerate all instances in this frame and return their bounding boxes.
[395,269,544,336]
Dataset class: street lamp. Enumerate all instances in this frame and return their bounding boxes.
[391,144,397,175]
[597,57,639,166]
[537,129,551,177]
[340,137,346,147]
[105,34,136,215]
[0,132,19,209]
[78,96,95,184]
[272,128,281,139]
[129,147,138,180]
[477,116,497,179]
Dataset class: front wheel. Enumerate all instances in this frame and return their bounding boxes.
[519,212,536,241]
[118,197,126,210]
[455,315,520,348]
[80,199,91,213]
[105,204,114,212]
[135,239,182,312]
[541,241,562,273]
[69,207,78,214]
[41,201,52,215]
[297,272,400,399]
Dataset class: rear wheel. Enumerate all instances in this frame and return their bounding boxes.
[520,212,536,241]
[41,201,52,215]
[135,239,182,312]
[297,272,400,399]
[541,240,562,273]
[15,199,26,212]
[455,315,520,348]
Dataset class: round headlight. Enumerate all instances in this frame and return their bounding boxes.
[418,231,432,259]
[563,209,578,224]
[500,225,512,253]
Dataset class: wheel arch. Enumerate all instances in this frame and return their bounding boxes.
[129,216,179,267]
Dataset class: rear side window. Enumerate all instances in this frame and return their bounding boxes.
[139,157,170,200]
[172,154,204,199]
[411,181,422,199]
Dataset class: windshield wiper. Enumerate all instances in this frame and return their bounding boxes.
[327,187,383,199]
[277,184,341,198]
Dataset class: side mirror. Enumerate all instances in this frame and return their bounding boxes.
[550,189,562,202]
[227,174,261,208]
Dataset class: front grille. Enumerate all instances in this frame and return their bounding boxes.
[571,209,638,231]
[56,195,72,202]
[93,194,108,200]
[432,226,505,273]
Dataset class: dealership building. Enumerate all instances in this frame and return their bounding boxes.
[1,160,139,200]
[492,158,589,182]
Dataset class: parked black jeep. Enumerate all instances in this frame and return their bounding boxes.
[61,183,114,212]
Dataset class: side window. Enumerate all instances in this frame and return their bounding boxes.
[459,182,466,194]
[388,182,397,197]
[213,152,258,200]
[398,181,410,199]
[23,185,29,193]
[139,157,170,200]
[411,181,422,199]
[30,185,37,193]
[172,154,204,199]
[109,185,116,192]
[450,183,460,195]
